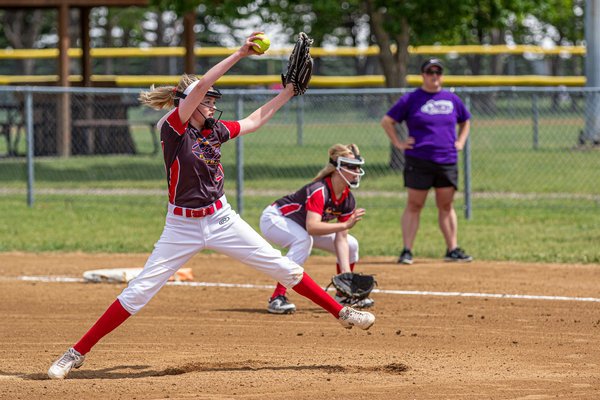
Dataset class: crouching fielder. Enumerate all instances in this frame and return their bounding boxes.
[260,144,374,314]
[48,34,374,380]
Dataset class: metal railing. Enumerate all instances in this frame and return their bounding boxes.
[1,86,599,217]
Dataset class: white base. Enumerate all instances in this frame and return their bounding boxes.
[83,268,194,283]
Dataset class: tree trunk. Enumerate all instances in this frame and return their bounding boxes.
[155,11,168,75]
[3,10,44,75]
[366,0,402,88]
[490,28,505,75]
[183,11,195,74]
[104,16,114,75]
[365,0,411,170]
[551,56,561,111]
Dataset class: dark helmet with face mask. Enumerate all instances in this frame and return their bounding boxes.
[174,81,223,129]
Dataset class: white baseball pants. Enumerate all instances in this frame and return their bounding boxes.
[259,205,359,266]
[118,196,304,314]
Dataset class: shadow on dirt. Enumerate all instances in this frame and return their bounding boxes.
[2,365,152,380]
[160,361,410,376]
[3,361,409,380]
[214,307,328,314]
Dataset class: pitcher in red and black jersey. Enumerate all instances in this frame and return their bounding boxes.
[48,35,375,380]
[260,144,374,314]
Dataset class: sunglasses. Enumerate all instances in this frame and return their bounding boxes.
[340,163,362,171]
[424,69,443,76]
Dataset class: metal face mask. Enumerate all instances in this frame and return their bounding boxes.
[332,156,365,189]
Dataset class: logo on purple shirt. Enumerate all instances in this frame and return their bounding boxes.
[420,100,454,115]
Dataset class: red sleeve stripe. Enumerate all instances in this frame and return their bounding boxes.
[166,109,189,136]
[168,157,181,203]
[215,163,224,182]
[307,186,325,199]
[221,120,241,139]
[279,203,302,216]
[305,187,325,214]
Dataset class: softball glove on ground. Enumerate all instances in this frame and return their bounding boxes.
[328,272,377,301]
[281,32,313,95]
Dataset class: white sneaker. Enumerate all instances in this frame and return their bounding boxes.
[267,295,296,314]
[338,306,375,330]
[48,348,85,379]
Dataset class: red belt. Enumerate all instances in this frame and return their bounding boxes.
[173,199,223,218]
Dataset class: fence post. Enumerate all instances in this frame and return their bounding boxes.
[464,94,472,220]
[25,89,35,207]
[532,93,539,150]
[296,95,304,146]
[584,0,600,143]
[235,93,244,216]
[509,88,517,118]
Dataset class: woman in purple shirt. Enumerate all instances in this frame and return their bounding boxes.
[380,58,472,265]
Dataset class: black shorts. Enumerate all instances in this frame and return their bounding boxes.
[403,156,458,190]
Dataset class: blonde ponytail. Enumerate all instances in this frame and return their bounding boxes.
[138,74,199,110]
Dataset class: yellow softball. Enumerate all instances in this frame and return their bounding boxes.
[252,34,270,54]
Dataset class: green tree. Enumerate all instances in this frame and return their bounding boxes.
[529,0,585,109]
[457,0,538,75]
[529,0,584,76]
[0,9,55,75]
[150,0,208,16]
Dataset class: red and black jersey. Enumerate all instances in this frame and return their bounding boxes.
[274,176,356,229]
[160,109,240,208]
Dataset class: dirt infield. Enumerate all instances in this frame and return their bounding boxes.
[1,252,599,399]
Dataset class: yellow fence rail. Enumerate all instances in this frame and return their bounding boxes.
[0,44,587,59]
[0,74,586,87]
[0,44,585,87]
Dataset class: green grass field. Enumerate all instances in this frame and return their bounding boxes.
[1,117,598,193]
[1,194,598,263]
[1,96,599,263]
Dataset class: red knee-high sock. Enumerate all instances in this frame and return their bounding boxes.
[292,273,343,317]
[271,282,287,299]
[336,263,356,274]
[73,299,131,355]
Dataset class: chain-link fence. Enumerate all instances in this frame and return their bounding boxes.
[1,86,599,216]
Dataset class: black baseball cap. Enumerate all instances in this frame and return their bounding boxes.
[421,58,444,72]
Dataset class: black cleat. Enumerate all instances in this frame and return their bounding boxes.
[398,248,413,265]
[444,247,473,262]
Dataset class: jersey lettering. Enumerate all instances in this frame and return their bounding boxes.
[192,137,221,165]
[159,113,237,208]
